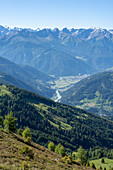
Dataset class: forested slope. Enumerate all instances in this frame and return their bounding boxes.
[61,71,113,118]
[1,84,113,152]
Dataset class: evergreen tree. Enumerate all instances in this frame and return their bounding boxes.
[59,145,65,156]
[77,146,87,165]
[4,111,17,132]
[101,158,105,163]
[48,141,55,152]
[55,143,62,154]
[55,143,65,156]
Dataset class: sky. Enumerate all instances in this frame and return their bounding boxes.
[0,0,113,30]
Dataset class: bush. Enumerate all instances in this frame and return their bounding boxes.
[17,128,23,136]
[62,156,73,164]
[22,127,31,139]
[20,146,34,159]
[26,136,31,143]
[21,161,29,170]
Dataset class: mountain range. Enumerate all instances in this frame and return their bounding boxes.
[1,23,113,169]
[0,26,113,77]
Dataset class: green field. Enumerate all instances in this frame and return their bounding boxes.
[90,158,113,170]
[47,75,89,91]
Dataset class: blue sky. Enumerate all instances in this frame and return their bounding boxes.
[0,0,113,29]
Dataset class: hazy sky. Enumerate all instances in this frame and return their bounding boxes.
[0,0,113,29]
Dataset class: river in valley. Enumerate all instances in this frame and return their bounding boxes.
[54,90,62,102]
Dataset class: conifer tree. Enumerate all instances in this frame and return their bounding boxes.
[59,145,65,157]
[55,143,62,154]
[55,143,65,156]
[48,141,55,152]
[4,111,17,133]
[77,146,87,165]
[101,158,105,163]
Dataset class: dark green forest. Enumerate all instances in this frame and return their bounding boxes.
[1,84,113,153]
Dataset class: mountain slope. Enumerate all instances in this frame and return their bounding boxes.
[0,71,42,94]
[61,71,113,118]
[0,130,88,169]
[32,48,93,77]
[0,56,55,98]
[1,84,113,152]
[0,26,113,77]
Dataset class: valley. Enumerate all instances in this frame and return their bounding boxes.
[48,74,89,92]
[49,74,90,102]
[0,25,113,169]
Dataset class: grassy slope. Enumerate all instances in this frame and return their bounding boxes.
[0,129,93,170]
[90,158,113,170]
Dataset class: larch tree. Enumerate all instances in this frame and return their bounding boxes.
[4,111,17,133]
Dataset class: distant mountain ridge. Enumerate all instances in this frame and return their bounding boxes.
[0,25,113,77]
[0,56,55,98]
[0,71,40,94]
[0,25,113,38]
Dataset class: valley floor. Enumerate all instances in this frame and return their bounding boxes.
[50,74,89,101]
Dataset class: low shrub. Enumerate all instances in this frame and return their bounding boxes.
[20,146,34,159]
